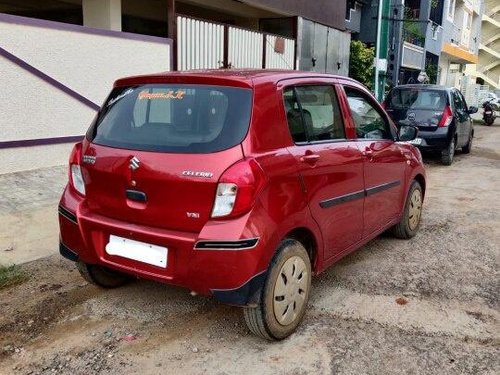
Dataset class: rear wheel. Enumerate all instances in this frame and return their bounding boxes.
[441,137,455,165]
[462,131,473,154]
[243,239,311,340]
[485,117,494,126]
[76,262,132,288]
[392,181,423,239]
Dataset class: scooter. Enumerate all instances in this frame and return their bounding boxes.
[482,98,498,126]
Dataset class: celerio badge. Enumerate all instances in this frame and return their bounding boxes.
[182,171,213,178]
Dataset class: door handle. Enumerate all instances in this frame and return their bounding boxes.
[362,148,374,161]
[300,154,320,164]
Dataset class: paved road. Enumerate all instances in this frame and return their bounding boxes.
[0,123,499,375]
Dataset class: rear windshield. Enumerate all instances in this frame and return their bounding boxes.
[88,84,252,153]
[386,88,447,111]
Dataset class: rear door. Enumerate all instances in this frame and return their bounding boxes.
[343,86,408,238]
[282,82,365,260]
[82,84,252,232]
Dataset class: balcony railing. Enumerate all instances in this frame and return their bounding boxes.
[402,29,425,47]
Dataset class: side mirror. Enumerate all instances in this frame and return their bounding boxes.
[398,125,418,142]
[467,106,478,114]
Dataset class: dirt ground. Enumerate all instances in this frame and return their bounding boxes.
[1,124,499,375]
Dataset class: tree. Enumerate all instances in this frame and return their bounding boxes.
[349,40,375,90]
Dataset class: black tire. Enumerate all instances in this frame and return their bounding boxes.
[76,262,132,288]
[441,136,455,165]
[392,181,423,239]
[485,117,494,126]
[243,239,311,340]
[462,130,473,154]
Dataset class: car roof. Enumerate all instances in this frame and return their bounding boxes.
[114,69,361,88]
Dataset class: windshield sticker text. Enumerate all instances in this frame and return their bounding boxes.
[107,89,134,107]
[139,90,186,100]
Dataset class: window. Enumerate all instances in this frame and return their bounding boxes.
[283,86,345,143]
[447,0,456,21]
[345,87,392,140]
[386,88,447,111]
[90,84,252,153]
[452,90,466,112]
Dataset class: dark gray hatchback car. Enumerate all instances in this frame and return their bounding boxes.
[383,85,477,165]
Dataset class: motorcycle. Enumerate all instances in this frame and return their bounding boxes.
[482,98,498,126]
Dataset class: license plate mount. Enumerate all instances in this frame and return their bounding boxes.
[105,235,168,268]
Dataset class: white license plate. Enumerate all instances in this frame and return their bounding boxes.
[105,235,168,268]
[410,138,423,145]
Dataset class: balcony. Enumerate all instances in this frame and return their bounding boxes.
[401,42,424,70]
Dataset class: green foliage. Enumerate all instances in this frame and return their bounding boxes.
[425,63,438,84]
[349,40,375,90]
[0,264,28,289]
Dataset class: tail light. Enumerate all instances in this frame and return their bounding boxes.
[438,105,453,127]
[381,102,386,109]
[211,159,266,219]
[69,142,86,196]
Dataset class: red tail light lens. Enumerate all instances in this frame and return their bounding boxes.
[211,159,266,219]
[381,101,386,109]
[69,142,86,196]
[438,105,453,127]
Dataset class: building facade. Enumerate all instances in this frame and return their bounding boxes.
[439,0,483,88]
[346,0,484,91]
[0,0,350,174]
[465,0,499,90]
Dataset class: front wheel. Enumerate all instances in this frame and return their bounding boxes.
[392,181,423,239]
[243,239,311,340]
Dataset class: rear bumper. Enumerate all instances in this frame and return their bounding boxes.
[58,186,272,306]
[415,127,452,151]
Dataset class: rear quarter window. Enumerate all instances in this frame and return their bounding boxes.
[89,84,252,153]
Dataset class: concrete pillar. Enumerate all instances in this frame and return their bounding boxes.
[83,0,122,31]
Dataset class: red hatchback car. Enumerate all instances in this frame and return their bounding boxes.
[59,70,426,340]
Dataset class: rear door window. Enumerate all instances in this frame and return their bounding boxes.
[283,85,345,143]
[89,85,252,153]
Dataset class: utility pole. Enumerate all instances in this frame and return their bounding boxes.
[374,0,390,101]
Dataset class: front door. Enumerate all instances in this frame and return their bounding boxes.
[282,84,365,260]
[451,89,469,146]
[343,86,408,238]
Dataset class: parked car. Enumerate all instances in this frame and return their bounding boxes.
[58,70,426,340]
[383,85,477,165]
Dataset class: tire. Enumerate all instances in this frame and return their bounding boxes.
[462,131,473,154]
[441,136,455,165]
[243,239,311,340]
[392,181,423,239]
[485,117,494,126]
[76,262,132,288]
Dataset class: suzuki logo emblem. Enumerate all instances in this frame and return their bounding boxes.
[129,156,140,171]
